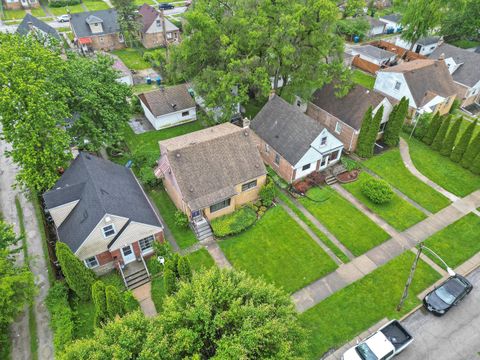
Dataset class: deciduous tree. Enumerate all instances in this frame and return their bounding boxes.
[451,120,477,162]
[110,0,141,47]
[343,0,366,18]
[440,117,462,156]
[440,0,480,43]
[177,256,192,282]
[431,115,450,151]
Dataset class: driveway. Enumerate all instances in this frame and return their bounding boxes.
[398,267,480,360]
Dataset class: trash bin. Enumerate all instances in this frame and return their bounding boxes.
[353,35,360,43]
[156,76,162,85]
[146,76,152,85]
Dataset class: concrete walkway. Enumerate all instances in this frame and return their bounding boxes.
[399,138,459,202]
[202,237,232,269]
[292,190,480,313]
[131,282,157,318]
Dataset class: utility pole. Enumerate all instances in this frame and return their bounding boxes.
[397,244,423,312]
[160,9,169,62]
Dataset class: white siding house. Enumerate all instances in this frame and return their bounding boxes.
[141,101,196,130]
[395,36,441,56]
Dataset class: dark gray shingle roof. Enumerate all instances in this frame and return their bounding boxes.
[16,14,61,40]
[353,45,396,61]
[251,95,326,165]
[138,84,196,117]
[417,36,440,46]
[43,153,161,252]
[429,43,480,87]
[380,14,402,23]
[70,9,120,38]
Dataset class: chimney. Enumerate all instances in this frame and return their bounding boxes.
[438,53,445,61]
[269,89,276,100]
[243,117,250,128]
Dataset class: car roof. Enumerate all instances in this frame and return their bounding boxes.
[438,277,468,297]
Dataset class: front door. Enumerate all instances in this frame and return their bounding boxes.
[320,155,329,169]
[121,244,136,264]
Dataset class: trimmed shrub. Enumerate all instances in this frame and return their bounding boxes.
[356,106,373,158]
[471,153,480,175]
[123,291,140,313]
[384,97,409,146]
[55,242,95,301]
[410,112,431,140]
[461,132,480,169]
[259,179,277,207]
[361,178,394,204]
[174,210,189,228]
[211,206,257,237]
[177,257,192,282]
[440,117,462,156]
[422,113,442,145]
[451,120,476,163]
[341,157,360,171]
[164,269,177,295]
[91,281,107,327]
[45,282,74,354]
[105,285,125,319]
[431,116,451,151]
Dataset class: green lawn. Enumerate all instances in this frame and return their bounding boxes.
[457,117,480,142]
[149,188,197,249]
[300,251,441,359]
[1,9,26,20]
[31,7,46,17]
[84,0,111,11]
[219,206,338,293]
[352,69,375,90]
[299,187,390,256]
[450,39,480,49]
[364,149,451,213]
[343,172,427,231]
[423,213,480,269]
[132,82,159,94]
[404,136,480,197]
[48,4,85,16]
[186,248,216,272]
[112,48,151,70]
[133,0,155,5]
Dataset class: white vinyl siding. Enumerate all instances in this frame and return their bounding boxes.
[48,200,79,227]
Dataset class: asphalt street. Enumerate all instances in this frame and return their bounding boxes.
[398,267,480,360]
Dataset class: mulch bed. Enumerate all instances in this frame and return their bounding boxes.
[292,171,327,194]
[336,169,360,183]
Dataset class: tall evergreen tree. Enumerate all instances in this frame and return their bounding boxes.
[440,117,462,156]
[105,285,125,319]
[471,152,480,175]
[461,132,480,169]
[356,106,373,158]
[384,97,409,147]
[431,116,450,151]
[55,242,95,300]
[363,105,384,158]
[164,269,177,295]
[92,281,108,327]
[177,257,192,282]
[451,120,477,163]
[422,112,441,145]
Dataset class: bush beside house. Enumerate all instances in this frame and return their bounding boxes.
[211,206,257,237]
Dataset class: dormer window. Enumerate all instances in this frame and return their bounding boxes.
[394,81,401,90]
[156,19,161,27]
[102,224,116,237]
[320,136,327,146]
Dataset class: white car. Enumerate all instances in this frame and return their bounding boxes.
[57,15,70,23]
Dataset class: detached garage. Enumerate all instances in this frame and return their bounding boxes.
[138,84,197,130]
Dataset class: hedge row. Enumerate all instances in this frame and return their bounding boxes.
[45,282,74,354]
[49,0,81,7]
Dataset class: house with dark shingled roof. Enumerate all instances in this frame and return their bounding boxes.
[138,3,180,49]
[43,153,163,278]
[16,14,60,41]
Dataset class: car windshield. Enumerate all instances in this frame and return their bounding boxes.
[435,285,456,305]
[356,343,378,360]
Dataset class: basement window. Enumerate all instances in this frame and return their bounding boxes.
[84,256,99,268]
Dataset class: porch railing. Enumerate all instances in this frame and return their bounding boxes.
[140,253,150,279]
[118,262,128,288]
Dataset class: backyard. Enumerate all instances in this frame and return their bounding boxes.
[342,172,426,231]
[423,213,480,269]
[404,136,480,197]
[299,251,441,359]
[112,48,151,70]
[299,187,390,256]
[352,69,375,90]
[363,148,451,213]
[219,206,338,293]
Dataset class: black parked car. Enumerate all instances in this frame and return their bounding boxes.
[423,275,473,316]
[158,3,174,10]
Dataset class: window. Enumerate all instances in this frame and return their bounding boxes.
[394,81,401,90]
[274,153,280,166]
[302,163,311,171]
[320,136,327,146]
[329,150,340,160]
[335,122,342,134]
[139,235,154,253]
[321,156,327,167]
[210,198,231,213]
[379,122,387,132]
[265,144,270,153]
[102,224,116,237]
[167,32,173,39]
[181,110,189,117]
[84,256,99,268]
[296,99,302,107]
[156,19,161,27]
[241,180,257,192]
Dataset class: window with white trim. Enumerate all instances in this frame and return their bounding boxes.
[139,235,155,253]
[102,224,116,237]
[302,163,311,171]
[241,180,257,192]
[84,256,99,268]
[335,122,342,134]
[181,110,189,117]
[320,136,327,146]
[394,81,401,90]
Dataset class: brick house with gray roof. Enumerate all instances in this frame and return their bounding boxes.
[138,3,180,49]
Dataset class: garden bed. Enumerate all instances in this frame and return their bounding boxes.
[292,171,326,193]
[211,206,258,238]
[335,169,359,183]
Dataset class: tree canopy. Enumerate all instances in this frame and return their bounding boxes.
[440,0,480,42]
[170,0,344,121]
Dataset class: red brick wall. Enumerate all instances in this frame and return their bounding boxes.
[155,231,164,243]
[97,250,113,266]
[132,241,141,258]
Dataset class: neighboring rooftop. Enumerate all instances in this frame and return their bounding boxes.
[16,14,61,40]
[43,152,161,252]
[379,14,402,23]
[366,16,385,28]
[70,9,120,38]
[159,123,266,211]
[417,36,441,46]
[352,45,396,60]
[138,3,178,33]
[310,83,387,130]
[251,95,327,165]
[429,43,480,87]
[380,59,457,106]
[138,84,196,117]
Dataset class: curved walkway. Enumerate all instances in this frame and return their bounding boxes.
[399,138,459,202]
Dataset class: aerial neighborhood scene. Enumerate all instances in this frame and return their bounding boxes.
[2,0,480,359]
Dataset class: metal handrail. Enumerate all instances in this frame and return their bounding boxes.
[118,262,128,288]
[140,254,150,279]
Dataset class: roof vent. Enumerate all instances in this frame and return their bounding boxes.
[244,130,249,136]
[80,210,88,224]
[171,103,177,109]
[105,216,111,223]
[176,153,180,158]
[189,187,194,192]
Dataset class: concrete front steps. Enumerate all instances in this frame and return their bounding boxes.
[192,217,213,241]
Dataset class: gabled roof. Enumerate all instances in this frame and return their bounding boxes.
[138,84,195,117]
[429,43,480,87]
[353,45,396,61]
[70,9,120,38]
[310,83,388,130]
[138,3,178,33]
[43,153,162,252]
[16,14,61,40]
[86,15,103,24]
[160,123,266,211]
[250,95,326,165]
[417,36,440,46]
[366,16,385,28]
[379,14,402,23]
[380,59,457,106]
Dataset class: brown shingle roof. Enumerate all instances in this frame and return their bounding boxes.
[138,3,178,33]
[161,123,266,211]
[310,83,387,130]
[138,84,195,117]
[380,59,457,106]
